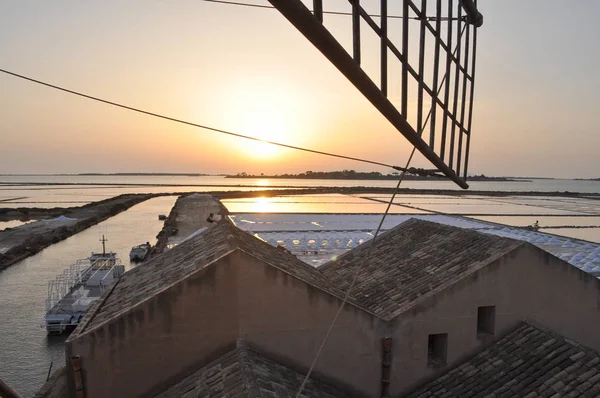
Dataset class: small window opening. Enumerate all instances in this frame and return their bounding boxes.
[477,305,496,336]
[427,333,447,367]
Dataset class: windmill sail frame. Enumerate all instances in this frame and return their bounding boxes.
[268,0,483,188]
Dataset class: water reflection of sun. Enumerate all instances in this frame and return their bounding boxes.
[254,197,273,213]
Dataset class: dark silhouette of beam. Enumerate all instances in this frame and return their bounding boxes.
[267,0,483,189]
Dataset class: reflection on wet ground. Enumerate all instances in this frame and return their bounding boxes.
[0,186,289,208]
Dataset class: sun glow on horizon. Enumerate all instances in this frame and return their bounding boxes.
[237,106,291,160]
[224,80,302,162]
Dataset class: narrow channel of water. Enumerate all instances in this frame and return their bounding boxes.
[0,196,177,397]
[0,220,33,231]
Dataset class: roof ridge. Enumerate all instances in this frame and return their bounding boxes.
[225,223,320,269]
[236,340,262,398]
[235,247,380,319]
[522,319,600,354]
[320,218,523,319]
[319,218,441,270]
[387,242,526,319]
[75,246,237,337]
[221,224,374,310]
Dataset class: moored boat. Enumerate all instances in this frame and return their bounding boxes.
[42,236,124,335]
[129,242,151,262]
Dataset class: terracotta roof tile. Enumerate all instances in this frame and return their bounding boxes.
[406,323,600,398]
[320,219,522,320]
[74,218,522,336]
[154,342,357,398]
[73,220,355,336]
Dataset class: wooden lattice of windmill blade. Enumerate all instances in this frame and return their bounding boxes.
[268,0,483,189]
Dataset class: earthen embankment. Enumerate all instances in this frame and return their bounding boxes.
[0,194,153,271]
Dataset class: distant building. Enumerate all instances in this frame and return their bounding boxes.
[43,218,600,397]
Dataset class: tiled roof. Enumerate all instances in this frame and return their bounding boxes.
[320,219,522,320]
[406,322,600,398]
[154,342,356,398]
[73,220,352,336]
[75,218,522,335]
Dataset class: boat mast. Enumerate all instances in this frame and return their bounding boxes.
[100,235,107,255]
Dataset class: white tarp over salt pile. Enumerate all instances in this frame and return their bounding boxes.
[228,214,483,233]
[230,213,600,271]
[479,227,600,274]
[46,215,75,222]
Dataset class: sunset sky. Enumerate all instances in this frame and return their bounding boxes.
[1,0,599,178]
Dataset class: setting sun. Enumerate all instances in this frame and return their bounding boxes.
[242,112,286,159]
[223,80,301,162]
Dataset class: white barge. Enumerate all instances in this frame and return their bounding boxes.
[42,236,124,334]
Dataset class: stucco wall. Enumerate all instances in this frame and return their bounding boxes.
[67,250,384,398]
[235,250,385,396]
[389,244,600,396]
[67,254,240,398]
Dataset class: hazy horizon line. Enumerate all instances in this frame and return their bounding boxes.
[1,172,596,180]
